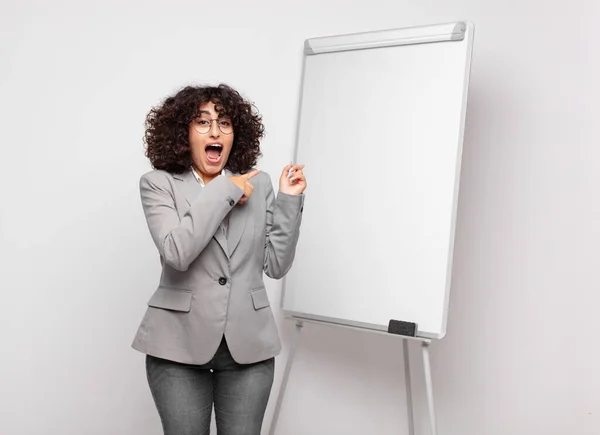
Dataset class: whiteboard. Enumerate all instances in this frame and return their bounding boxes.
[281,22,474,339]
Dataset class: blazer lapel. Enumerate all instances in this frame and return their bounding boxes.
[174,169,228,258]
[222,168,247,257]
[227,201,247,257]
[176,169,201,206]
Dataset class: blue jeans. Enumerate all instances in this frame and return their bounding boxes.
[145,336,275,435]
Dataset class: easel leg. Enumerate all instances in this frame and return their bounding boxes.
[269,320,303,435]
[403,339,415,435]
[421,342,437,435]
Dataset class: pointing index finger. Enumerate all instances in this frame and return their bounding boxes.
[243,169,260,179]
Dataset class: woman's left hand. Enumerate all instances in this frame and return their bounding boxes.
[279,163,306,196]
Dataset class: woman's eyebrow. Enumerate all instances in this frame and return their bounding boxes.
[197,110,229,118]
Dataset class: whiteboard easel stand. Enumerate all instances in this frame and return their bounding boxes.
[268,318,437,435]
[270,20,474,435]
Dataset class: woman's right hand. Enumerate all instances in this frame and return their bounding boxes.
[228,169,260,205]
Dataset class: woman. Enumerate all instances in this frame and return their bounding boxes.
[131,83,306,435]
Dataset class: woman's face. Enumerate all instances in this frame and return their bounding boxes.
[188,101,234,180]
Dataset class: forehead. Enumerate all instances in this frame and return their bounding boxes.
[198,101,217,113]
[197,100,229,116]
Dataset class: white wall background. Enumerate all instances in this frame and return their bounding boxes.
[1,1,598,434]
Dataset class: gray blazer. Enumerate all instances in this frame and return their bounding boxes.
[131,168,304,364]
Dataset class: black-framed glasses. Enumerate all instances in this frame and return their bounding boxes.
[192,117,233,135]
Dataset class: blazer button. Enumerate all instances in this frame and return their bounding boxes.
[229,199,235,206]
[218,277,227,285]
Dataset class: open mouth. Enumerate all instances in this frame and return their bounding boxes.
[205,143,223,164]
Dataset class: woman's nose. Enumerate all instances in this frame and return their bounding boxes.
[209,120,220,137]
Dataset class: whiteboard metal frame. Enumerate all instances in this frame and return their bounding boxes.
[283,20,475,340]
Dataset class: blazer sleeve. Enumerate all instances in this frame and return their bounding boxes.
[263,176,305,279]
[140,171,244,271]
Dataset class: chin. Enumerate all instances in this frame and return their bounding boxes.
[200,162,221,173]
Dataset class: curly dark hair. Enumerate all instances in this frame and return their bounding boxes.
[143,83,264,174]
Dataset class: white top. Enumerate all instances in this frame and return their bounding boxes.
[191,167,225,187]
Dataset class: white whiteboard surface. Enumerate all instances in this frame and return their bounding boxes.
[282,22,474,339]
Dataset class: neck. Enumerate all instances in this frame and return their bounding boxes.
[193,166,219,185]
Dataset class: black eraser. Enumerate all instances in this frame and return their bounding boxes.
[387,319,417,337]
